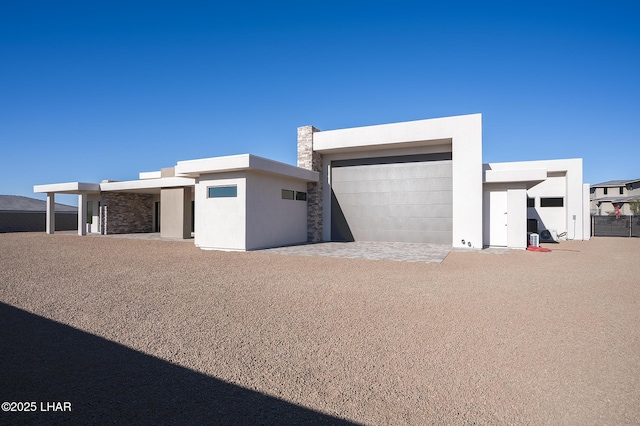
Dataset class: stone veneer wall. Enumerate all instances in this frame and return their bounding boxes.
[100,192,154,234]
[297,125,323,242]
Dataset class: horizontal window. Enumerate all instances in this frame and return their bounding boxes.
[282,189,295,200]
[527,197,535,208]
[296,191,307,201]
[208,185,237,198]
[540,197,564,207]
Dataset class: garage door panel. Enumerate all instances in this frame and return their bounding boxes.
[342,205,451,221]
[348,216,452,232]
[333,162,453,182]
[335,178,455,194]
[388,204,450,219]
[331,155,453,243]
[352,229,452,244]
[334,190,451,207]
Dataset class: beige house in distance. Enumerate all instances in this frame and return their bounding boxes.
[590,178,640,215]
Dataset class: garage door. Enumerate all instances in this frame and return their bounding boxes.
[331,153,452,244]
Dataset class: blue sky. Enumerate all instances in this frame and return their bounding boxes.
[1,1,638,206]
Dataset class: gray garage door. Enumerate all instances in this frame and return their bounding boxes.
[331,153,452,244]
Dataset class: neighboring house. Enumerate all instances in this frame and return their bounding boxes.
[590,178,640,215]
[34,114,591,250]
[0,195,77,233]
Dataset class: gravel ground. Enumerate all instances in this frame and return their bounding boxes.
[0,233,638,425]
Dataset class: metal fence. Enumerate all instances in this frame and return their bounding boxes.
[592,215,640,237]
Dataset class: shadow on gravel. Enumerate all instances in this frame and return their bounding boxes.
[0,303,357,425]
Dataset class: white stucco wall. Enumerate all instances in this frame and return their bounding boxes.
[488,159,587,241]
[507,188,528,249]
[88,194,101,233]
[195,172,247,250]
[527,175,568,237]
[483,183,528,249]
[314,114,483,248]
[245,171,308,250]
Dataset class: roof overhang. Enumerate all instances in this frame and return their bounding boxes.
[483,168,547,187]
[311,114,481,154]
[175,154,319,182]
[34,177,196,196]
[100,177,196,194]
[34,182,101,194]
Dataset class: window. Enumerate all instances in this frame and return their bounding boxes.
[620,187,624,195]
[281,189,295,200]
[296,191,307,201]
[527,197,535,208]
[208,185,237,198]
[540,197,564,207]
[604,187,608,195]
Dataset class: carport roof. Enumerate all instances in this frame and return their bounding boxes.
[33,182,101,194]
[99,177,195,194]
[34,177,196,195]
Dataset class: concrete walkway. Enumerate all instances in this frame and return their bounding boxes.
[260,241,453,263]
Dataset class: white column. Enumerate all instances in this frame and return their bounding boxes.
[78,193,87,236]
[46,193,55,234]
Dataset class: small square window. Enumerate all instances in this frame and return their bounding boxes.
[527,198,535,208]
[281,189,295,200]
[296,191,307,201]
[208,185,237,198]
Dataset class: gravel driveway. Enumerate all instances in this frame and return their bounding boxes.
[1,233,638,425]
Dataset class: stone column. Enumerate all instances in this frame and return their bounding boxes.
[297,125,323,242]
[77,193,87,236]
[46,193,55,234]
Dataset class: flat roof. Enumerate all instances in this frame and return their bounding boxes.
[483,168,547,185]
[34,182,101,194]
[312,114,480,154]
[175,154,319,182]
[100,177,196,193]
[34,178,196,195]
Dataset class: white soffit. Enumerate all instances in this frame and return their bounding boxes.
[175,154,319,182]
[100,177,196,192]
[484,168,547,184]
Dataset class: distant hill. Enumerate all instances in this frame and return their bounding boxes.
[0,195,77,212]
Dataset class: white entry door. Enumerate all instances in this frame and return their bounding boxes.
[488,190,508,246]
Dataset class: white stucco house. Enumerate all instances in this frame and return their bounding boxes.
[34,114,591,251]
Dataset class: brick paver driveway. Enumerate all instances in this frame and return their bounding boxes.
[260,241,453,263]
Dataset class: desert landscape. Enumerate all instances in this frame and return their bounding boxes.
[1,233,638,424]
